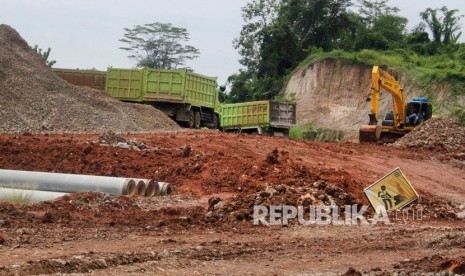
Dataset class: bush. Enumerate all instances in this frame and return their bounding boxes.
[289,123,314,140]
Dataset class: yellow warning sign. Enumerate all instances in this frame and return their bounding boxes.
[364,168,419,214]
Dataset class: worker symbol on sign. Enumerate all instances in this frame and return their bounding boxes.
[378,185,393,210]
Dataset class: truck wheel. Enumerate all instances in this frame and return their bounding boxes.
[212,114,219,129]
[194,111,201,129]
[187,110,195,128]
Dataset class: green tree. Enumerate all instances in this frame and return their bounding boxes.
[226,72,255,103]
[233,0,351,100]
[356,0,400,27]
[32,45,56,68]
[420,6,464,45]
[349,0,407,50]
[405,23,432,55]
[279,0,351,53]
[120,22,200,69]
[233,0,280,73]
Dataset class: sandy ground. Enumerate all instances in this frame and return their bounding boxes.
[0,131,464,275]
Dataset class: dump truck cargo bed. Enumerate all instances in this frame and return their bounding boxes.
[105,67,218,109]
[220,101,296,132]
[52,68,106,90]
[105,67,221,128]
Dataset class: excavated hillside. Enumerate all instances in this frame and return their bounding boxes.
[284,58,462,138]
[0,24,179,133]
[285,59,382,131]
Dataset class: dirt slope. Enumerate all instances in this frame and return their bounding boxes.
[0,24,179,133]
[284,58,463,135]
[284,59,386,130]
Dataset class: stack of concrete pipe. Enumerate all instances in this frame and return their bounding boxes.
[0,169,174,202]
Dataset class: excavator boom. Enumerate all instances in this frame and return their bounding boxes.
[360,66,407,143]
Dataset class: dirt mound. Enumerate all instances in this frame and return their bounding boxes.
[155,145,365,200]
[438,256,465,274]
[97,130,127,144]
[206,183,459,225]
[0,24,179,133]
[206,181,360,224]
[393,118,465,153]
[0,191,203,231]
[97,130,149,150]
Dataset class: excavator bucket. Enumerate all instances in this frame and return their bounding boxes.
[359,125,381,143]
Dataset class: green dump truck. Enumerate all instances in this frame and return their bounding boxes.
[106,67,221,128]
[53,68,107,90]
[220,101,296,136]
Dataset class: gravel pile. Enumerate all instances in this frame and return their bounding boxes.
[0,24,179,133]
[393,118,465,153]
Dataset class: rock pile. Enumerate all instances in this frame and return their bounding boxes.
[393,118,465,153]
[206,181,359,224]
[0,24,179,133]
[97,130,149,151]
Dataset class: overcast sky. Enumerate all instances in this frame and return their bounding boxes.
[1,0,464,85]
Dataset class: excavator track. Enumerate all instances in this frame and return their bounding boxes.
[359,125,381,143]
[360,125,406,144]
[379,132,405,144]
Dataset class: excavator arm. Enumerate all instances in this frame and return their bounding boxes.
[370,66,406,127]
[360,66,407,143]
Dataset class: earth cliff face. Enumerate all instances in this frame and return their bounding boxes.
[285,59,378,131]
[284,58,464,134]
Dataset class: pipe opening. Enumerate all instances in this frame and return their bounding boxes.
[136,180,147,196]
[123,179,137,196]
[158,182,174,196]
[145,179,159,197]
[164,183,174,195]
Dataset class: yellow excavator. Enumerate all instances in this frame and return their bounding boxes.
[359,66,432,143]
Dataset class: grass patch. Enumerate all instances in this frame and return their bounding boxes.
[0,189,34,204]
[299,49,465,85]
[290,123,356,142]
[290,122,314,140]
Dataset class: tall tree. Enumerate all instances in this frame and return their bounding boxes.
[233,0,280,73]
[350,0,407,50]
[421,8,444,44]
[356,0,399,27]
[120,22,199,69]
[226,72,255,103]
[279,0,351,53]
[233,0,352,100]
[420,6,464,45]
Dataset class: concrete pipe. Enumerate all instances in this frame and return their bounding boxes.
[135,179,148,196]
[145,179,160,197]
[0,187,67,203]
[158,182,174,196]
[0,169,137,196]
